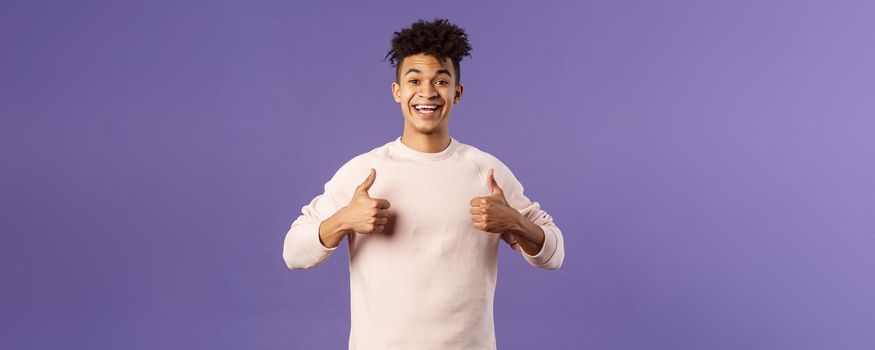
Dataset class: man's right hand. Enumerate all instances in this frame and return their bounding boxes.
[319,168,391,248]
[339,168,392,234]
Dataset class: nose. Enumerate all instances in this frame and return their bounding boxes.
[417,83,438,99]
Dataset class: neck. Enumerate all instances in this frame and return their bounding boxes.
[400,130,451,153]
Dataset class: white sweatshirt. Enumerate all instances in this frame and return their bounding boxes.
[283,136,565,350]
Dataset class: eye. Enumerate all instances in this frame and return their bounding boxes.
[408,79,419,84]
[436,80,448,85]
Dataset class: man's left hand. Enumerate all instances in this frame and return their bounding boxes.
[469,168,521,233]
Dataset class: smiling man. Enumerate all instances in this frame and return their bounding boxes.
[283,18,565,350]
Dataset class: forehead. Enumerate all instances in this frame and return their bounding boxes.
[400,53,454,75]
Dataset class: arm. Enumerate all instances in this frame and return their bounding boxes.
[478,159,565,270]
[283,164,390,270]
[501,203,564,270]
[283,183,345,270]
[282,157,359,270]
[507,214,545,256]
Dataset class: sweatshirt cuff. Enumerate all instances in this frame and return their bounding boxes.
[521,224,559,266]
[308,220,338,257]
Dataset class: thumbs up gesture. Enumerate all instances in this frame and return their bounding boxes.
[337,168,392,234]
[469,168,522,233]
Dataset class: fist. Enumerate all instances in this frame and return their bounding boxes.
[469,168,521,233]
[339,168,391,234]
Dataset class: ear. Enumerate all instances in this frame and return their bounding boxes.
[454,83,464,104]
[391,82,401,103]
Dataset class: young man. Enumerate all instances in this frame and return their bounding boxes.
[283,18,565,350]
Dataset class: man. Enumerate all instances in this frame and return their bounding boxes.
[283,18,565,350]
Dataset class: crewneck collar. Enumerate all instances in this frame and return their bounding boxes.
[390,136,459,161]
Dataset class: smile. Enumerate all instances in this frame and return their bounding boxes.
[413,104,442,115]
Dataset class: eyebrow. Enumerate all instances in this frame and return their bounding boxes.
[404,68,452,77]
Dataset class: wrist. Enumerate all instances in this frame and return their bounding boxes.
[509,212,527,235]
[319,213,350,248]
[329,211,354,235]
[508,213,543,247]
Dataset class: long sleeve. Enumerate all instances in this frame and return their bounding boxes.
[282,157,363,270]
[486,158,565,270]
[501,202,564,270]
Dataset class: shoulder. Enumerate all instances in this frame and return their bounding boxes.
[456,140,520,187]
[328,140,393,186]
[457,141,503,166]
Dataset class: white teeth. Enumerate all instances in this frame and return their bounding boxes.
[414,105,439,110]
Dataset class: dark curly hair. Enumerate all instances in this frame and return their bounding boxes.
[385,18,472,85]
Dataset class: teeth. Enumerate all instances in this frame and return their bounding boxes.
[414,105,439,110]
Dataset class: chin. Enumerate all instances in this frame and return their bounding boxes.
[405,117,441,133]
[411,124,441,134]
[418,128,442,135]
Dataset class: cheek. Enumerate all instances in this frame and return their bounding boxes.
[402,91,415,103]
[444,91,457,105]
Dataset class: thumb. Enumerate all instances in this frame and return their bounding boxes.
[356,168,376,196]
[487,168,503,195]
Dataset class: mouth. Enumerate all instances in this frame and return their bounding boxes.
[412,104,442,118]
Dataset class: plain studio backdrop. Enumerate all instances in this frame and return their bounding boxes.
[2,0,873,349]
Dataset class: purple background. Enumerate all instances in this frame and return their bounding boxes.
[3,0,874,349]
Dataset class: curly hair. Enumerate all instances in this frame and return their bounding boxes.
[385,18,472,85]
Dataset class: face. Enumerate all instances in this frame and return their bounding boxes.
[391,53,464,135]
